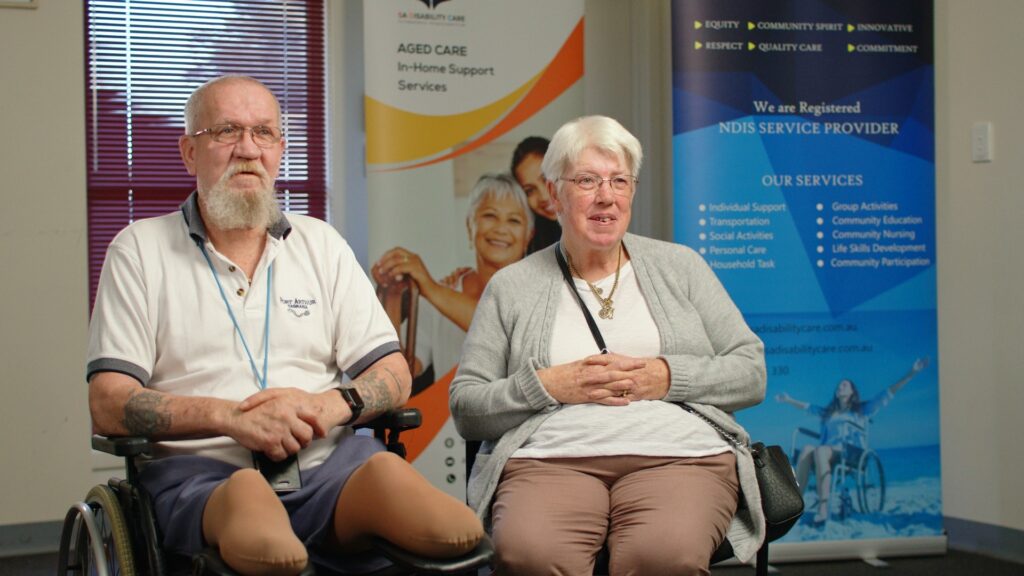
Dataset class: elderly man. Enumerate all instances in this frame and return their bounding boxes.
[87,75,483,576]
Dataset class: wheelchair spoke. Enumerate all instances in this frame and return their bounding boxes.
[76,485,136,576]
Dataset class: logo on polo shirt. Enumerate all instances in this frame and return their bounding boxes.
[280,297,318,317]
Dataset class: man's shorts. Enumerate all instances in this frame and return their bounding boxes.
[139,434,389,573]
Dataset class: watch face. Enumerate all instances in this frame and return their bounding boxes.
[343,387,364,410]
[340,387,364,425]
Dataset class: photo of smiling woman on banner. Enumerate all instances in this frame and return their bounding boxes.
[372,173,534,387]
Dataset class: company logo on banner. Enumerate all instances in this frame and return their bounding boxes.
[417,0,451,10]
[671,0,940,554]
[363,0,584,499]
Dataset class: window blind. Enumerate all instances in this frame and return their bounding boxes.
[85,0,326,306]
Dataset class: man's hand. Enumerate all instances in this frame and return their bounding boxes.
[235,387,342,461]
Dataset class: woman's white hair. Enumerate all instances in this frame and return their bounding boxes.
[466,173,534,240]
[540,115,643,195]
[184,75,280,133]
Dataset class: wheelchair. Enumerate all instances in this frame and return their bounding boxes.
[791,419,886,522]
[57,408,494,576]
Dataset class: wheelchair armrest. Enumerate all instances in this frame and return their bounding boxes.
[355,408,422,434]
[92,435,152,458]
[355,408,422,459]
[797,427,821,440]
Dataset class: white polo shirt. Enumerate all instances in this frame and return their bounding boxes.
[87,192,400,469]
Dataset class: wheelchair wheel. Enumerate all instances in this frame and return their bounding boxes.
[856,450,885,514]
[73,485,137,575]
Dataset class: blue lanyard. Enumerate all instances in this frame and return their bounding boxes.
[200,245,272,390]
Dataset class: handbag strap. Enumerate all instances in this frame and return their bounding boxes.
[679,404,747,449]
[555,242,608,354]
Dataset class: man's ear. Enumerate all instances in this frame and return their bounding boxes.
[179,134,197,176]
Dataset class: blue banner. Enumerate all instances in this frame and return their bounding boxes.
[671,0,940,545]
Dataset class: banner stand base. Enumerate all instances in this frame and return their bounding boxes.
[716,535,947,566]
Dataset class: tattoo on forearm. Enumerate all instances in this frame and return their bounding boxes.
[383,367,402,393]
[357,367,398,414]
[123,390,171,436]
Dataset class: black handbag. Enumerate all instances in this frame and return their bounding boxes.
[751,442,805,539]
[554,244,805,539]
[677,403,804,539]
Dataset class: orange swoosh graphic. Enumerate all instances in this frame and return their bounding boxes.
[402,365,458,463]
[370,17,584,171]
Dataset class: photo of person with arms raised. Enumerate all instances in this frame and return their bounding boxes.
[775,357,930,527]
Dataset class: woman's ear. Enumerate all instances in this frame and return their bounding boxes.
[547,179,562,214]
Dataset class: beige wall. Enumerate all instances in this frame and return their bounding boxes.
[1,0,1022,545]
[935,0,1024,530]
[0,1,93,526]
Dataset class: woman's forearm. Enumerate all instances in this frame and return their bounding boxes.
[419,281,480,331]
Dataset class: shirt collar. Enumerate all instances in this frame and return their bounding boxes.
[180,190,292,244]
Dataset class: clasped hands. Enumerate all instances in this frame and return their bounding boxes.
[372,247,433,292]
[539,352,670,406]
[228,387,345,462]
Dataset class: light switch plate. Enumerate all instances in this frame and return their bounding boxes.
[972,121,993,163]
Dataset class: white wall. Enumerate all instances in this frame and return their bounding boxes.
[934,0,1024,531]
[0,1,93,529]
[1,0,1022,549]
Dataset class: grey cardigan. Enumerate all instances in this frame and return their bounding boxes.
[450,233,768,562]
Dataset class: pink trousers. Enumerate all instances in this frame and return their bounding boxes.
[491,452,738,576]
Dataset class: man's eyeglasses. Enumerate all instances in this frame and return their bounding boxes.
[189,124,282,149]
[559,173,637,196]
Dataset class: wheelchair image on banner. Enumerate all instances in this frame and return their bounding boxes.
[790,418,886,527]
[775,358,929,532]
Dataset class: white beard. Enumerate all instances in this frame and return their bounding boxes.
[201,161,282,231]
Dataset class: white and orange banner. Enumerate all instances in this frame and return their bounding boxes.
[364,0,584,498]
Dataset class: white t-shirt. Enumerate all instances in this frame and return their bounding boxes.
[512,262,732,459]
[412,275,468,380]
[87,194,400,469]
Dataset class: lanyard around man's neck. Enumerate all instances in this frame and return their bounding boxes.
[198,243,272,390]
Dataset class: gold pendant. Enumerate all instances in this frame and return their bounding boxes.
[599,303,614,320]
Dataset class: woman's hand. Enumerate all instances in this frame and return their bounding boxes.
[912,357,930,373]
[537,353,669,406]
[440,267,472,289]
[373,247,436,291]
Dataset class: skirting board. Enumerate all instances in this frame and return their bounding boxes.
[0,520,63,558]
[945,516,1024,565]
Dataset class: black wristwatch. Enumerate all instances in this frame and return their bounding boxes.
[337,386,364,426]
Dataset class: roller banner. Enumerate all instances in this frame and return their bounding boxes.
[671,0,942,551]
[363,0,584,499]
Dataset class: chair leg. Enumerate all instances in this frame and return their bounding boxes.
[755,541,769,576]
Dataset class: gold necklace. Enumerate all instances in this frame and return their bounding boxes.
[566,244,622,320]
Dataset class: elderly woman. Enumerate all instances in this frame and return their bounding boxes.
[373,173,533,380]
[450,116,767,575]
